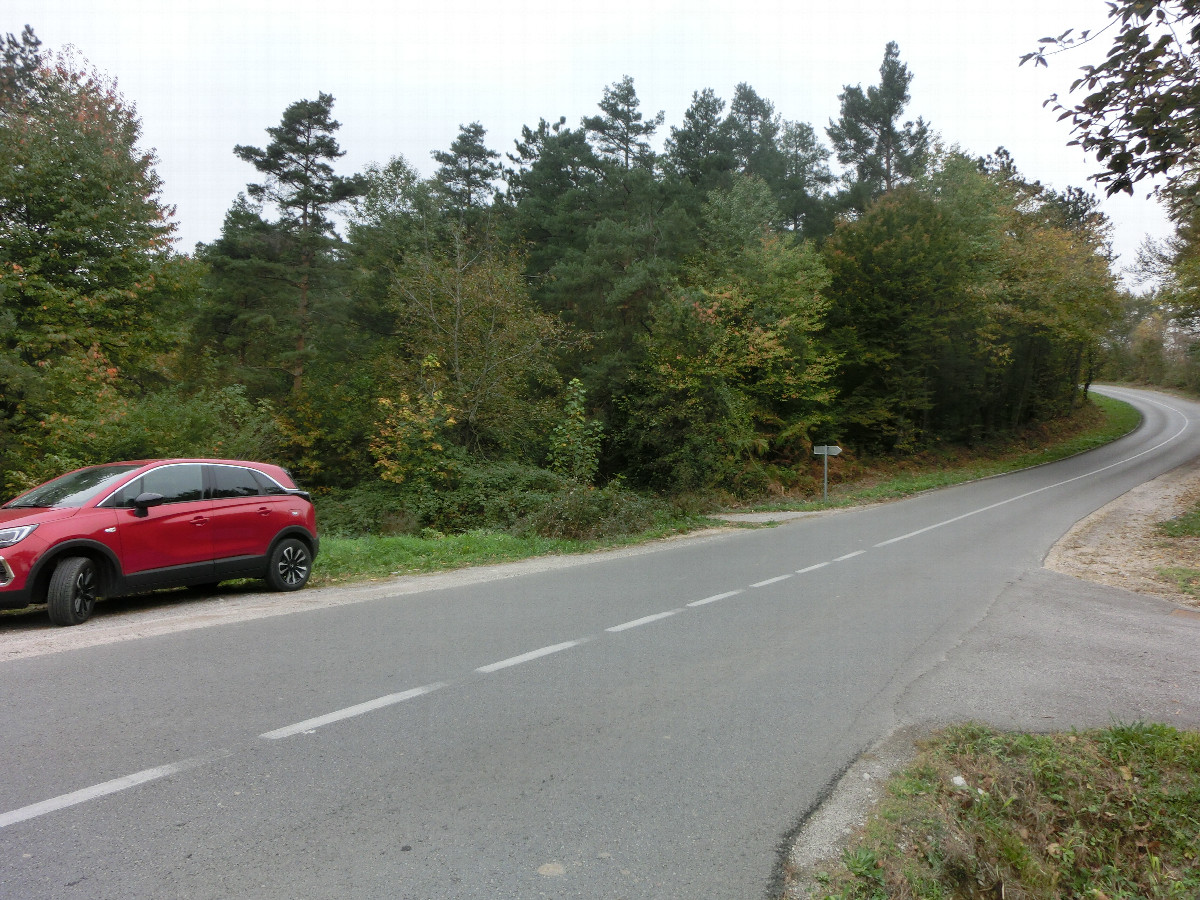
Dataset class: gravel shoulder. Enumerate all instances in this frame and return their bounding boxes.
[782,459,1200,897]
[1044,455,1200,607]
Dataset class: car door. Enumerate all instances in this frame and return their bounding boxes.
[205,463,285,564]
[107,463,214,583]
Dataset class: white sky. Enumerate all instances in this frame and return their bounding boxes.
[12,0,1174,283]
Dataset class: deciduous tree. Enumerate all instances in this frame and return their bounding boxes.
[1022,1,1200,203]
[0,29,187,491]
[617,177,833,491]
[381,230,571,455]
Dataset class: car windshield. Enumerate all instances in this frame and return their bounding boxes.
[4,464,143,509]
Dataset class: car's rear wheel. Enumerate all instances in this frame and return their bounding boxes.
[46,557,99,626]
[267,538,311,592]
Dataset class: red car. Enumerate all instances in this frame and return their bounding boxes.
[0,459,319,626]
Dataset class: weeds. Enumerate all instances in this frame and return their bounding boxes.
[1159,567,1200,598]
[810,723,1200,900]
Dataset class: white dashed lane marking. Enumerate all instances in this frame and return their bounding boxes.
[751,574,792,588]
[606,610,682,632]
[687,590,743,607]
[260,684,447,740]
[475,640,586,674]
[9,402,1192,831]
[0,750,230,829]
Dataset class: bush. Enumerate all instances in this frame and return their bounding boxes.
[511,482,667,541]
[313,480,419,537]
[316,461,574,537]
[2,381,283,497]
[315,461,674,542]
[411,460,572,533]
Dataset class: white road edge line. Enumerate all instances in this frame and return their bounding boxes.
[796,562,831,574]
[751,574,793,588]
[687,590,743,607]
[875,393,1193,549]
[476,641,584,674]
[834,550,866,562]
[0,750,231,829]
[260,684,446,740]
[606,610,682,632]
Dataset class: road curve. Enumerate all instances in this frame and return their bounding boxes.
[3,386,1200,899]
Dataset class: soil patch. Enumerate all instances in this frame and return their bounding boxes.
[1045,457,1200,607]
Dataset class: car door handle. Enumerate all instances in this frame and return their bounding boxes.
[192,516,209,526]
[258,507,271,516]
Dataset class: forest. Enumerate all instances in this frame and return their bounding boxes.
[3,11,1195,538]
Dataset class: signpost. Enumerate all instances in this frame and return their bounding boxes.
[813,444,842,501]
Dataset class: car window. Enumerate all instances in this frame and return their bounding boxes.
[250,469,290,496]
[210,465,263,499]
[4,464,142,508]
[105,464,205,507]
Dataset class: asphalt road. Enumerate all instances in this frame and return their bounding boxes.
[3,386,1200,900]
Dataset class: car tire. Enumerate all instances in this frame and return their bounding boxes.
[267,538,311,592]
[47,556,99,626]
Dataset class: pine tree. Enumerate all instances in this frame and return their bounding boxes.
[777,120,835,239]
[582,75,664,170]
[725,83,784,183]
[432,121,501,231]
[665,88,734,192]
[233,93,364,395]
[827,42,930,210]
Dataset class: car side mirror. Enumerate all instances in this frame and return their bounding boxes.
[132,491,165,518]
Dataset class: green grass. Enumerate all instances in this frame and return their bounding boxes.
[1159,567,1200,599]
[311,519,702,586]
[1153,470,1200,598]
[311,394,1141,586]
[807,723,1200,900]
[1157,507,1200,539]
[750,394,1141,513]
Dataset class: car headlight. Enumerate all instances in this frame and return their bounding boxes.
[0,524,37,547]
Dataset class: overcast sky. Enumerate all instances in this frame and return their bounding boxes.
[13,1,1173,282]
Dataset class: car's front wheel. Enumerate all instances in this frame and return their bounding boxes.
[46,557,99,626]
[267,538,311,592]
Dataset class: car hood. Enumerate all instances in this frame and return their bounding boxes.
[0,506,81,529]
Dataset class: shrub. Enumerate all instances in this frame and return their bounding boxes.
[313,480,418,537]
[316,461,673,542]
[511,482,666,541]
[315,461,574,537]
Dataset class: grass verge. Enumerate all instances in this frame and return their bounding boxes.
[805,722,1200,900]
[312,393,1140,587]
[311,519,703,587]
[746,393,1139,512]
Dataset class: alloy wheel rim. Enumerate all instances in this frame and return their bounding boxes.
[278,546,309,586]
[74,567,96,616]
